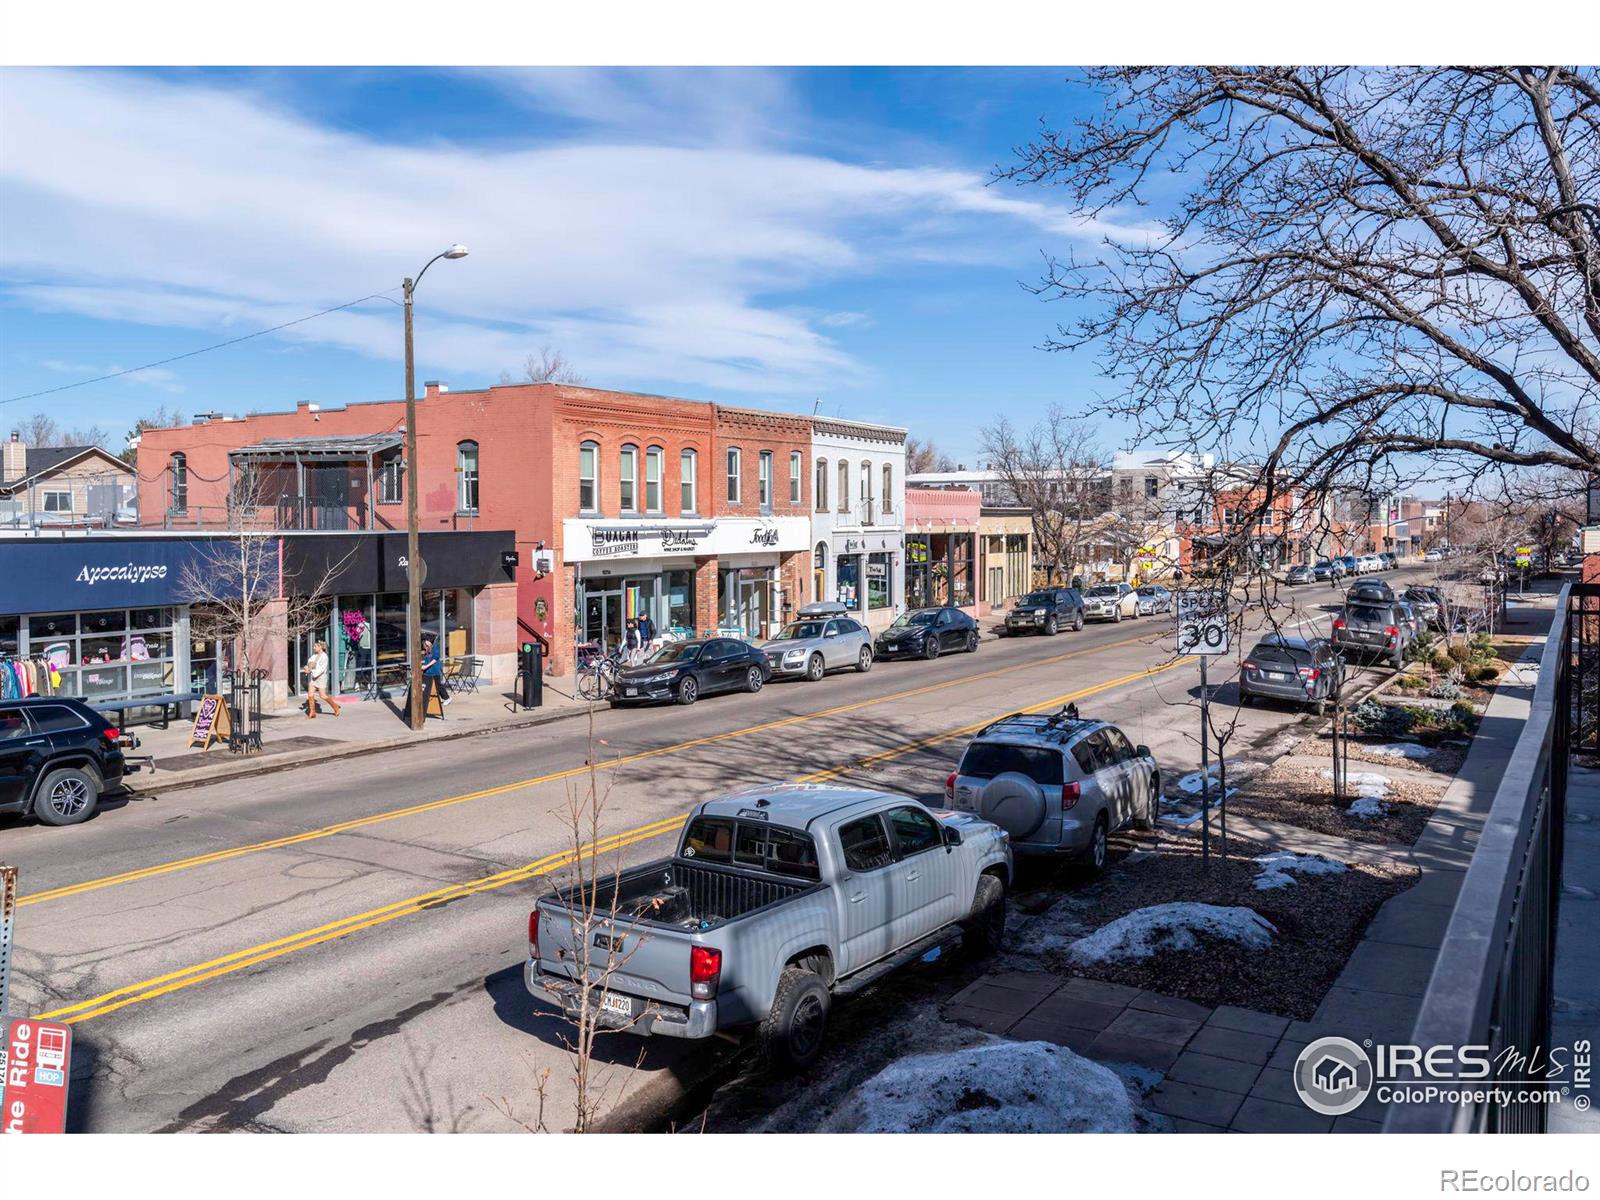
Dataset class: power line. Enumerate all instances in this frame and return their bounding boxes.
[2,287,403,406]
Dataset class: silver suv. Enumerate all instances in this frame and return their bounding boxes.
[762,602,874,681]
[943,706,1159,870]
[1083,582,1139,622]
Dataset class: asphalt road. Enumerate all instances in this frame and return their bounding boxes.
[0,567,1437,1132]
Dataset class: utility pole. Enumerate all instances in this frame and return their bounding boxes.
[401,245,469,732]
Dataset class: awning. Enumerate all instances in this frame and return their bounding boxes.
[229,433,402,462]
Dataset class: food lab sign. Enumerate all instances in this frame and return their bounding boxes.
[4,1018,72,1134]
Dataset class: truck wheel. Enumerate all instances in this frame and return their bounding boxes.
[33,766,100,826]
[962,874,1007,957]
[806,653,825,682]
[1044,615,1058,636]
[761,967,831,1073]
[855,646,873,673]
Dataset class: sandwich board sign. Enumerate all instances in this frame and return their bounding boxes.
[4,1018,72,1134]
[1176,588,1230,656]
[187,694,232,750]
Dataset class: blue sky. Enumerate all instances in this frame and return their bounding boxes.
[0,67,1149,457]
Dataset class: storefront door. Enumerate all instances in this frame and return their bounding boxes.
[583,588,624,653]
[736,576,768,637]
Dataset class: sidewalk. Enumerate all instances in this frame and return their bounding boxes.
[124,679,597,793]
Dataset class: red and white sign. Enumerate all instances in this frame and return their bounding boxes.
[4,1018,72,1134]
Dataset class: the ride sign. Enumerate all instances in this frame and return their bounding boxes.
[1176,588,1230,656]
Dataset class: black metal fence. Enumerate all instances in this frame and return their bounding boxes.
[1386,582,1584,1133]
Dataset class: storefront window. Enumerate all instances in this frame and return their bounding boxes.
[952,534,974,606]
[836,555,860,609]
[867,552,892,610]
[721,567,773,637]
[666,569,695,633]
[13,607,181,703]
[0,615,18,657]
[905,536,931,609]
[374,592,408,688]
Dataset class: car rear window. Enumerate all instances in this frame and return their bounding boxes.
[959,742,1064,786]
[0,708,28,740]
[1248,642,1306,664]
[681,816,820,880]
[25,704,91,734]
[1347,604,1390,622]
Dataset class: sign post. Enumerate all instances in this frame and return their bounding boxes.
[1176,588,1231,865]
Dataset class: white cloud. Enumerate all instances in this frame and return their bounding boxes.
[0,68,1099,397]
[38,356,185,392]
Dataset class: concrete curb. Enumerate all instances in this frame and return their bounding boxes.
[128,699,602,794]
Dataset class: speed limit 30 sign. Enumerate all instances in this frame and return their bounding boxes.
[1176,588,1230,655]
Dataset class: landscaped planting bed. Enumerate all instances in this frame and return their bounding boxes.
[1225,754,1447,846]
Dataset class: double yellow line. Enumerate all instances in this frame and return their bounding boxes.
[36,653,1189,1027]
[21,632,1156,908]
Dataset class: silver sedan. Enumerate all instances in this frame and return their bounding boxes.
[1135,585,1173,615]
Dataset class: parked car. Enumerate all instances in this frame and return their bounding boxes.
[1395,600,1423,643]
[1002,587,1084,636]
[1333,598,1411,668]
[874,606,979,659]
[1402,585,1444,629]
[0,697,137,826]
[1380,552,1399,570]
[1135,584,1174,615]
[761,603,874,681]
[610,637,770,706]
[1311,559,1342,582]
[945,706,1158,868]
[1284,563,1314,586]
[1346,577,1396,604]
[1082,582,1139,623]
[525,785,1012,1069]
[1424,548,1445,562]
[1336,555,1360,577]
[1239,634,1345,716]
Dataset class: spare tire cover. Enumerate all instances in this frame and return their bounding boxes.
[979,771,1048,839]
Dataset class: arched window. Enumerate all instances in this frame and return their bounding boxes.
[815,458,828,512]
[619,443,638,512]
[680,448,698,514]
[881,462,893,516]
[578,441,599,512]
[837,459,849,513]
[457,441,479,512]
[790,451,803,505]
[645,446,664,513]
[169,452,188,513]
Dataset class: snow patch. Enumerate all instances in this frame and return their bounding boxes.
[1321,768,1391,798]
[1066,902,1277,964]
[827,1039,1141,1133]
[1365,742,1431,761]
[1253,851,1349,891]
[1348,796,1388,819]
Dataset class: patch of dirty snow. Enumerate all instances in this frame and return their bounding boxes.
[1365,742,1431,761]
[1160,807,1206,827]
[1253,851,1349,891]
[1004,896,1093,962]
[1066,902,1277,964]
[1320,768,1391,798]
[823,1039,1141,1133]
[1347,796,1388,819]
[1176,767,1243,797]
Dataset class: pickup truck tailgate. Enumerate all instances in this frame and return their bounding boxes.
[536,898,697,1007]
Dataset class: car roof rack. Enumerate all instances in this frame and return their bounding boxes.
[975,702,1091,742]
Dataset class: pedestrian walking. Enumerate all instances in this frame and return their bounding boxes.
[420,635,451,717]
[636,611,656,654]
[624,619,643,665]
[302,639,341,719]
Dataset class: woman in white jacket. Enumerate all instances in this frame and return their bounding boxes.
[302,639,341,718]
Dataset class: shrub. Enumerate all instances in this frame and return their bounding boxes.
[1450,700,1478,724]
[1405,632,1436,663]
[1429,677,1464,701]
[1351,700,1416,737]
[1415,727,1445,747]
[1473,665,1500,684]
[1431,649,1455,672]
[1447,643,1474,666]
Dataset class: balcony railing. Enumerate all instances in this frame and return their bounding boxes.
[1385,582,1592,1133]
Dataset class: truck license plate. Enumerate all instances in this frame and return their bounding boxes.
[602,993,633,1017]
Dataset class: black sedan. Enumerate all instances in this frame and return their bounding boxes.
[610,637,770,706]
[874,606,979,660]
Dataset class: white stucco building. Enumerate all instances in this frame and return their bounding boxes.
[809,417,906,632]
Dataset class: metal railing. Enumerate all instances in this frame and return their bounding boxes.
[1385,582,1586,1133]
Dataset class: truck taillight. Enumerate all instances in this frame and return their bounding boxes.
[528,911,540,957]
[1060,781,1081,810]
[690,946,722,1001]
[945,771,956,801]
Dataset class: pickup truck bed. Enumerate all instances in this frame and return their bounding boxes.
[598,859,820,929]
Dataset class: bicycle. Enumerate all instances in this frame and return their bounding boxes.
[576,648,623,702]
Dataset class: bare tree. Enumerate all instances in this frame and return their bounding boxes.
[121,404,187,465]
[904,436,954,475]
[12,411,111,449]
[500,346,585,386]
[1004,67,1600,528]
[980,405,1111,583]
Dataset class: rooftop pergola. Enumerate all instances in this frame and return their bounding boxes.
[228,433,403,529]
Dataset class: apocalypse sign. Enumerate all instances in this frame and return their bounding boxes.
[4,1018,73,1134]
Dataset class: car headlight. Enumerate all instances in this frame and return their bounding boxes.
[638,670,678,684]
[783,649,806,662]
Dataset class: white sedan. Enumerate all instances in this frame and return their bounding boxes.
[1083,582,1140,622]
[1135,585,1173,615]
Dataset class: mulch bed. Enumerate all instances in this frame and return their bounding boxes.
[1028,847,1418,1020]
[1226,755,1445,846]
[1335,737,1468,777]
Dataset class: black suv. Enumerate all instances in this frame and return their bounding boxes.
[1002,587,1085,637]
[0,697,134,825]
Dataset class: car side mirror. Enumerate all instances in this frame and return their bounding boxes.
[1136,744,1151,758]
[824,629,837,638]
[942,825,962,849]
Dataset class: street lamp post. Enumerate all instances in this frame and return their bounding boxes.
[403,244,469,731]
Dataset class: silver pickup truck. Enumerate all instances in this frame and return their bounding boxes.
[525,784,1011,1069]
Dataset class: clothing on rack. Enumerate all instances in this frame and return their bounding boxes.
[0,654,63,699]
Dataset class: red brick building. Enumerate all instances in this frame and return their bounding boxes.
[137,382,814,678]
